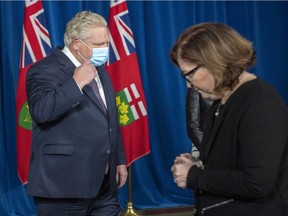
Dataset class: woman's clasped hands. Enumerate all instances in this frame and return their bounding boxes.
[171,153,194,189]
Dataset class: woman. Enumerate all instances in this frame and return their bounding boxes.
[170,23,288,216]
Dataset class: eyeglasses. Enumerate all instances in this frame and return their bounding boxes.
[181,65,201,83]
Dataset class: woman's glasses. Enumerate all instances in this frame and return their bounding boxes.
[181,65,201,83]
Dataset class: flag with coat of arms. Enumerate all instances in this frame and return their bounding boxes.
[16,0,52,184]
[106,0,150,166]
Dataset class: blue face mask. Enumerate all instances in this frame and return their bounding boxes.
[90,47,109,66]
[79,40,109,66]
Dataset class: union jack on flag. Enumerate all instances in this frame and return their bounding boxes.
[106,0,150,166]
[20,0,51,68]
[16,0,52,184]
[108,0,136,65]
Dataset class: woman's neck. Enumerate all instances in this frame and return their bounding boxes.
[220,71,256,104]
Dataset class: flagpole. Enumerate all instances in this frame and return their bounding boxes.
[123,166,141,216]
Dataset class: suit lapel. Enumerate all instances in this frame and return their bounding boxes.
[97,68,113,115]
[54,47,75,78]
[83,85,107,117]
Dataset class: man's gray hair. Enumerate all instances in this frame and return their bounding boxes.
[64,11,107,46]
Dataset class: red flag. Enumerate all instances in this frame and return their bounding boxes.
[16,0,52,184]
[106,0,150,166]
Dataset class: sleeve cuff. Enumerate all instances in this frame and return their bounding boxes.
[187,165,201,189]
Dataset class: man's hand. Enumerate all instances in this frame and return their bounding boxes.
[73,60,97,89]
[116,164,128,188]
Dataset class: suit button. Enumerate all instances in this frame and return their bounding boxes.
[109,128,112,132]
[107,149,110,154]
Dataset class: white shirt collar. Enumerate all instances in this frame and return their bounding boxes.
[61,46,81,67]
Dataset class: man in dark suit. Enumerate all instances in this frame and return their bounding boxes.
[26,11,127,216]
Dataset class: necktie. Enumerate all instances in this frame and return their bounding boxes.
[90,79,107,113]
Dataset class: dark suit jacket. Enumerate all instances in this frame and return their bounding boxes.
[187,79,288,216]
[26,47,126,198]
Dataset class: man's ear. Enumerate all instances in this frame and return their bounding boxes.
[72,38,81,51]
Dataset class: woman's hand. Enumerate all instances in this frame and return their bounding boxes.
[171,154,194,188]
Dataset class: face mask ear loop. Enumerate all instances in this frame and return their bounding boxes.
[79,39,92,49]
[77,50,88,61]
[77,39,91,61]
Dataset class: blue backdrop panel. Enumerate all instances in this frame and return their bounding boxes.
[1,1,287,215]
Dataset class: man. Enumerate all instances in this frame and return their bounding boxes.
[26,11,127,216]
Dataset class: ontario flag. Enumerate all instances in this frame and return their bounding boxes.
[16,0,52,184]
[107,0,150,166]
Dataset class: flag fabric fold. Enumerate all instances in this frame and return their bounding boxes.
[16,0,52,184]
[107,0,150,166]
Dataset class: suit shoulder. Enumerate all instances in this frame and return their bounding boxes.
[28,47,66,73]
[30,48,58,65]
